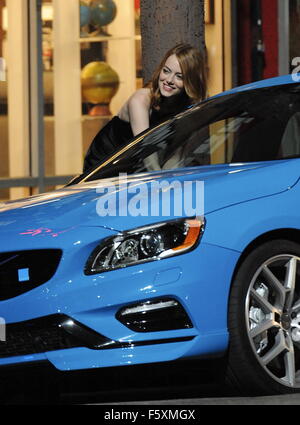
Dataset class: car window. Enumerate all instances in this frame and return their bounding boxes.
[81,83,300,183]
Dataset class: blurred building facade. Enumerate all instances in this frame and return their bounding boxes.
[0,0,299,200]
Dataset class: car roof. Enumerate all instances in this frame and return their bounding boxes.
[213,74,300,99]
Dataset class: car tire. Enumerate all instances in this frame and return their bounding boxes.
[227,239,300,395]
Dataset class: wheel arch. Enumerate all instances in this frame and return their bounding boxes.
[231,228,300,287]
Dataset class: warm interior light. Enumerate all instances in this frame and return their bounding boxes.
[42,4,53,21]
[2,7,7,31]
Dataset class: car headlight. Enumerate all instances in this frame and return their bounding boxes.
[85,217,205,275]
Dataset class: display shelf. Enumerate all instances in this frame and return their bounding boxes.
[43,115,111,122]
[81,114,111,121]
[79,34,141,43]
[79,35,131,43]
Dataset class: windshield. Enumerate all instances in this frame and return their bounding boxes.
[77,83,300,183]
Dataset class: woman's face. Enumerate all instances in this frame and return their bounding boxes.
[158,54,184,97]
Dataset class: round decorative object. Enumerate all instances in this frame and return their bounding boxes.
[90,0,117,28]
[79,1,91,28]
[81,61,120,116]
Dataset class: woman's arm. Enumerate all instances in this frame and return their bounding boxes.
[129,89,161,171]
[118,88,161,171]
[127,88,152,136]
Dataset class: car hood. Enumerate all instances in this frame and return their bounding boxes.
[0,160,299,233]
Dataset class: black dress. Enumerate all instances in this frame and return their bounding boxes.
[83,116,133,173]
[83,92,191,173]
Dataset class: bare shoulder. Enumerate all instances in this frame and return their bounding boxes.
[118,88,151,121]
[129,88,151,106]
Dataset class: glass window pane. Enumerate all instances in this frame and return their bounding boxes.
[83,83,300,182]
[0,0,9,200]
[45,0,82,179]
[42,0,55,177]
[135,0,142,89]
[80,0,138,174]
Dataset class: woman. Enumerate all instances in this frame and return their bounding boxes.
[83,43,207,173]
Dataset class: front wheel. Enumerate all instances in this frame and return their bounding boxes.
[227,240,300,395]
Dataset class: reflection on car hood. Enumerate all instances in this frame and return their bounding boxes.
[0,160,299,232]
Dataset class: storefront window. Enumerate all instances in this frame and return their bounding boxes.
[42,0,55,179]
[40,0,139,179]
[79,0,138,161]
[135,0,142,88]
[0,0,31,201]
[0,0,228,201]
[0,0,8,200]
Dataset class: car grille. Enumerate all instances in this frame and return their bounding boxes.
[0,314,195,359]
[0,249,62,301]
[0,314,110,358]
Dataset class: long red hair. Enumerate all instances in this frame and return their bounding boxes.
[149,44,208,109]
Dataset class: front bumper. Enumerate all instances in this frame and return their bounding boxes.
[0,242,239,371]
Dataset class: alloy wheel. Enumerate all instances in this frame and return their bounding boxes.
[246,254,300,388]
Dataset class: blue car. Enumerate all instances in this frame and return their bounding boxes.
[1,74,300,396]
